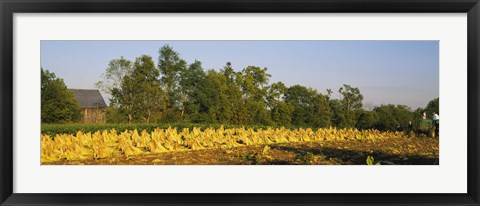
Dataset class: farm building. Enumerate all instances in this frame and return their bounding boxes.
[69,89,107,123]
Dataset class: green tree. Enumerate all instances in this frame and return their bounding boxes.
[111,75,135,123]
[285,85,332,128]
[221,62,247,124]
[338,84,364,128]
[189,69,231,123]
[424,97,439,116]
[209,70,234,123]
[372,105,396,131]
[240,66,271,125]
[356,109,379,130]
[95,57,133,122]
[311,93,332,127]
[41,68,81,123]
[266,82,288,109]
[179,60,207,121]
[267,82,293,126]
[373,104,413,131]
[271,101,295,127]
[285,85,314,127]
[158,45,187,112]
[132,55,165,123]
[330,99,347,128]
[112,55,165,123]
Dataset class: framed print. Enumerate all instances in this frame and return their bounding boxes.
[1,0,479,205]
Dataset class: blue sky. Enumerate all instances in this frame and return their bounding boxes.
[41,40,439,110]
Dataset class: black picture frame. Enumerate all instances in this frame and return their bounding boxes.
[1,0,479,205]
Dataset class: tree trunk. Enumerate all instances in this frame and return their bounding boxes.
[181,94,187,118]
[146,111,150,123]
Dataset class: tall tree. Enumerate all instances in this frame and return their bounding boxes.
[112,55,164,123]
[95,57,133,123]
[41,68,81,123]
[267,82,292,126]
[338,84,364,128]
[158,45,187,113]
[240,66,271,124]
[221,62,246,124]
[111,74,135,123]
[311,93,333,127]
[330,99,347,128]
[285,85,314,127]
[266,82,288,109]
[95,57,133,96]
[132,55,165,123]
[211,70,234,123]
[179,60,207,121]
[186,69,231,123]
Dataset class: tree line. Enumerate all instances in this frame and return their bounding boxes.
[41,45,439,132]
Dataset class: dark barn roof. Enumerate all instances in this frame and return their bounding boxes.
[69,89,107,108]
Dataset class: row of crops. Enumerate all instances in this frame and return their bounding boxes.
[41,126,406,163]
[41,123,303,136]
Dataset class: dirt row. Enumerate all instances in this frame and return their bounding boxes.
[46,137,439,165]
